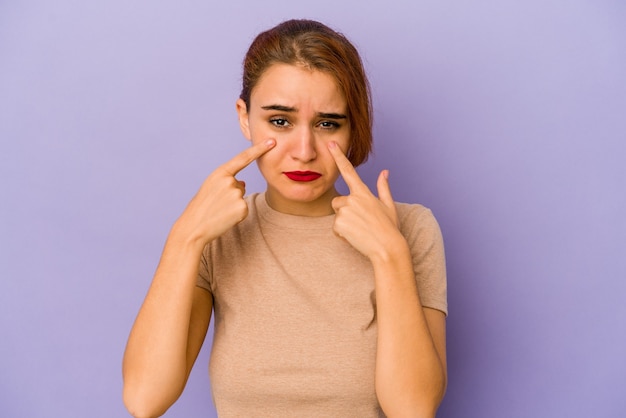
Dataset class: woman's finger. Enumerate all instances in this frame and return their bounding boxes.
[220,139,276,176]
[376,170,395,209]
[327,141,366,193]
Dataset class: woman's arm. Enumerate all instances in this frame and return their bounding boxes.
[122,140,276,418]
[370,241,447,417]
[329,142,447,417]
[122,236,212,418]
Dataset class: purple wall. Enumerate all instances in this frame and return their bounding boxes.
[1,1,624,417]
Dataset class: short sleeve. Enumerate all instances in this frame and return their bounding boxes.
[196,245,214,294]
[397,203,448,316]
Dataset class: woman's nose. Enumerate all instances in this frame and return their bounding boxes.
[289,126,317,162]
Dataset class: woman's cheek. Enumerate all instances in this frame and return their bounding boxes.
[248,120,272,143]
[256,141,279,165]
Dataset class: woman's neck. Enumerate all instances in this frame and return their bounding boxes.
[264,187,340,217]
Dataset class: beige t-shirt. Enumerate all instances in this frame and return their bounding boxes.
[197,193,447,417]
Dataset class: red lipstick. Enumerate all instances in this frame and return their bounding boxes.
[283,171,322,182]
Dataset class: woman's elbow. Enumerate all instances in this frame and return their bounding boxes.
[123,389,158,418]
[122,380,176,418]
[378,380,447,418]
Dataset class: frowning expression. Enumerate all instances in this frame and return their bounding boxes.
[236,63,351,216]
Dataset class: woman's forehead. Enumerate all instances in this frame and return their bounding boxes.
[251,63,347,112]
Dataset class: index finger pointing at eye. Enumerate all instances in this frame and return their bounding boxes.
[221,139,276,175]
[328,141,364,191]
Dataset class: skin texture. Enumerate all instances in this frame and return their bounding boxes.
[122,63,447,418]
[236,63,351,216]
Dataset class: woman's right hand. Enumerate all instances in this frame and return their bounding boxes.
[172,138,275,245]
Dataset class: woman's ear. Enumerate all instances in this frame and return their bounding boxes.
[236,98,251,141]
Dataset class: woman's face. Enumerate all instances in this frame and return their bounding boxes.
[236,63,351,216]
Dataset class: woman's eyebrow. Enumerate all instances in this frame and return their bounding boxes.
[317,112,347,120]
[261,104,347,120]
[261,104,296,112]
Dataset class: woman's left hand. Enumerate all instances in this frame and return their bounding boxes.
[328,141,405,260]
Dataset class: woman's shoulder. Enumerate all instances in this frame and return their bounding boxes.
[394,201,436,222]
[393,201,442,239]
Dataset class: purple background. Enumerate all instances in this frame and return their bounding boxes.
[1,1,625,417]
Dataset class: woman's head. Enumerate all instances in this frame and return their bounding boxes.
[240,19,372,166]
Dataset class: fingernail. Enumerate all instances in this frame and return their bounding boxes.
[266,139,275,146]
[328,141,337,149]
[384,170,389,179]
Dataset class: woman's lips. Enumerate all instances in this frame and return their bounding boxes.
[283,171,322,182]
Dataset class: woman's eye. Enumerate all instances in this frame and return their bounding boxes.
[319,121,339,129]
[270,118,289,127]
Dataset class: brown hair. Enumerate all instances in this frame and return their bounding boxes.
[240,19,373,166]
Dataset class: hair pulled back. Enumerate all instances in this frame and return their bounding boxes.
[240,19,372,166]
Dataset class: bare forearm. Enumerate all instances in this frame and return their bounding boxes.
[121,141,273,417]
[372,241,446,417]
[122,227,205,415]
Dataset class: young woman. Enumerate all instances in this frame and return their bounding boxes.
[123,19,447,418]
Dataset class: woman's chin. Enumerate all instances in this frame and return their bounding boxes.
[265,184,337,213]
